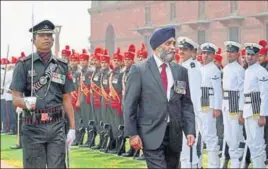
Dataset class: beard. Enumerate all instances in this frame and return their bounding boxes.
[158,47,175,63]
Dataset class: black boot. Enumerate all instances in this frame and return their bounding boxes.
[100,129,109,152]
[91,127,104,150]
[121,146,135,157]
[10,144,22,149]
[78,127,86,146]
[135,153,145,160]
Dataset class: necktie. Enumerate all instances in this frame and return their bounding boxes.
[160,63,168,93]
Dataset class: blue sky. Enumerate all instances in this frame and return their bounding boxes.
[1,1,91,58]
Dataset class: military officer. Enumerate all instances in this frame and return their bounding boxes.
[91,48,105,150]
[200,42,222,168]
[241,43,268,168]
[177,37,202,168]
[9,20,75,168]
[222,41,245,168]
[69,50,82,146]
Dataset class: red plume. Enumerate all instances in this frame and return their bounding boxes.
[141,44,145,50]
[116,47,120,54]
[72,49,76,55]
[128,44,136,53]
[217,48,222,55]
[94,47,103,55]
[104,49,108,55]
[21,52,25,57]
[259,40,267,48]
[82,49,87,54]
[65,45,70,50]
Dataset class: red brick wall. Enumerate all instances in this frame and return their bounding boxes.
[89,1,267,54]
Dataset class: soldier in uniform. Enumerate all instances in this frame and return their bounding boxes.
[91,48,105,150]
[99,49,112,151]
[104,48,123,153]
[9,20,76,168]
[222,41,245,168]
[177,37,202,168]
[200,42,223,168]
[121,44,136,157]
[78,49,91,147]
[241,43,268,168]
[69,50,82,146]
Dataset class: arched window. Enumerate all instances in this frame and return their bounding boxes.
[105,24,115,55]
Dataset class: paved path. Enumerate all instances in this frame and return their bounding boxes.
[1,160,16,168]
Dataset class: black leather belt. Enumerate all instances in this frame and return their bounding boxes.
[23,105,64,125]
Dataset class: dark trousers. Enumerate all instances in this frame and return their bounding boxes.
[22,120,66,168]
[1,99,8,132]
[6,101,16,132]
[143,125,180,169]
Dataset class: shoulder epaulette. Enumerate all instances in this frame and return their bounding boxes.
[190,62,195,68]
[56,57,68,64]
[19,55,32,62]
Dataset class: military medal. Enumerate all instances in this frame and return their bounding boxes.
[39,76,48,85]
[51,72,66,84]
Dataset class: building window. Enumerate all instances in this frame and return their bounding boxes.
[198,1,205,19]
[229,27,239,42]
[230,1,238,14]
[169,3,176,21]
[198,30,206,45]
[145,7,151,25]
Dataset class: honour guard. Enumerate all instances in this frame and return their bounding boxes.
[200,42,223,168]
[9,20,75,168]
[69,50,82,146]
[91,47,105,150]
[121,44,136,157]
[99,49,112,151]
[222,41,245,168]
[177,37,202,168]
[241,43,268,168]
[106,48,123,153]
[78,49,91,147]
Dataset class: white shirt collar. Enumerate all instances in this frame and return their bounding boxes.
[153,54,170,69]
[182,58,193,66]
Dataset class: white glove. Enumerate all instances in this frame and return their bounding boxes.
[66,129,76,151]
[16,107,23,114]
[24,97,37,110]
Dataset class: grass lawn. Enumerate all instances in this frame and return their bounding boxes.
[1,134,209,168]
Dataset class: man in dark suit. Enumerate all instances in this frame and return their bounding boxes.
[124,27,196,169]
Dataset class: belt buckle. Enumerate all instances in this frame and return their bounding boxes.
[41,112,50,121]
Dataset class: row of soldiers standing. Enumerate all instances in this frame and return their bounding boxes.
[61,44,148,158]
